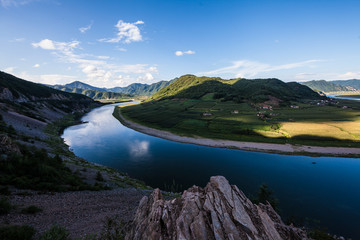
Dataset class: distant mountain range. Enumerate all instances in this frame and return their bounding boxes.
[52,85,132,100]
[51,78,177,99]
[300,79,360,92]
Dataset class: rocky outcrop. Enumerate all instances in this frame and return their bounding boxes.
[126,176,308,240]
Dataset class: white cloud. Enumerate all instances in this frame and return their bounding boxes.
[33,63,40,68]
[99,20,144,44]
[175,50,195,56]
[32,39,80,53]
[338,72,360,79]
[129,140,150,158]
[201,59,323,79]
[79,22,93,33]
[3,67,16,73]
[32,39,55,49]
[116,47,127,52]
[32,38,158,87]
[97,56,110,60]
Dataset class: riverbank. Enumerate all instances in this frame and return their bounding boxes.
[115,106,360,157]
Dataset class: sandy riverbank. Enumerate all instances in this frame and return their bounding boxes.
[116,107,360,157]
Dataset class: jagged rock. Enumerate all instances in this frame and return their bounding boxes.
[126,176,309,240]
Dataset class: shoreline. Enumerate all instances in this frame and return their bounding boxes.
[115,107,360,158]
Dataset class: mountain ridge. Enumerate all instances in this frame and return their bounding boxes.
[151,74,322,103]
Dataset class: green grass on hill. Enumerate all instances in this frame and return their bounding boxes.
[118,98,360,148]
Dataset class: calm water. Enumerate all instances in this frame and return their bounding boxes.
[63,102,360,238]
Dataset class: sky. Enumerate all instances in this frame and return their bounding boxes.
[1,0,360,88]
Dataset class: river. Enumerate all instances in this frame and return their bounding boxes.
[62,102,360,238]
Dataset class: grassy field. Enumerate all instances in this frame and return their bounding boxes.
[118,97,360,147]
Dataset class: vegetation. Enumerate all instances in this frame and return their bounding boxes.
[52,85,133,101]
[52,78,176,98]
[0,197,13,215]
[301,80,352,92]
[331,79,360,90]
[99,217,126,240]
[0,145,97,191]
[308,229,337,240]
[21,205,42,214]
[0,225,36,240]
[252,184,279,211]
[150,75,321,102]
[0,71,89,101]
[38,225,70,240]
[109,79,176,96]
[118,95,360,148]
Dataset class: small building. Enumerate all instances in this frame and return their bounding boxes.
[290,105,299,109]
[231,110,239,114]
[202,112,212,116]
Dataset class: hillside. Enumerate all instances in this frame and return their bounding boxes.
[109,79,176,96]
[330,79,360,90]
[52,86,133,100]
[151,75,321,102]
[118,75,360,149]
[64,80,105,91]
[300,80,354,92]
[0,71,91,102]
[54,79,175,97]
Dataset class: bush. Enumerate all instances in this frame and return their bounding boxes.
[21,205,42,214]
[0,225,35,240]
[0,197,13,215]
[38,225,70,240]
[252,184,279,211]
[308,228,336,240]
[96,171,104,182]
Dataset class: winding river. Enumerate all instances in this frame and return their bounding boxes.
[62,102,360,238]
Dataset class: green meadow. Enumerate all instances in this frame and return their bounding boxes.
[118,96,360,148]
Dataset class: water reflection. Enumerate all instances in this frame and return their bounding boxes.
[62,102,360,239]
[128,140,151,159]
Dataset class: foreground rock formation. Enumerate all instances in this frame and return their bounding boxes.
[126,176,308,240]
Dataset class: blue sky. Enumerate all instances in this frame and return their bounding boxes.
[1,0,360,87]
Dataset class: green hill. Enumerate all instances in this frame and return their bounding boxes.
[64,81,105,91]
[330,79,360,90]
[52,86,133,100]
[152,75,321,102]
[109,79,176,96]
[0,71,90,102]
[300,80,352,92]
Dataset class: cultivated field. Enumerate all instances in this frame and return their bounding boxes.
[119,97,360,147]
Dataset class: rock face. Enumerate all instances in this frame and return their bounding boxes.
[126,176,308,240]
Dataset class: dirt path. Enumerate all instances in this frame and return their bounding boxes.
[116,108,360,157]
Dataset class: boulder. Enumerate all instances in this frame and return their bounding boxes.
[126,176,308,240]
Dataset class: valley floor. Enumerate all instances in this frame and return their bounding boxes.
[116,107,360,157]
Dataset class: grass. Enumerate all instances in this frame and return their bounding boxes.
[116,98,360,148]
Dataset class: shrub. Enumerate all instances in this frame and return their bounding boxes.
[0,225,35,240]
[21,205,42,214]
[96,171,104,182]
[0,197,13,215]
[38,225,70,240]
